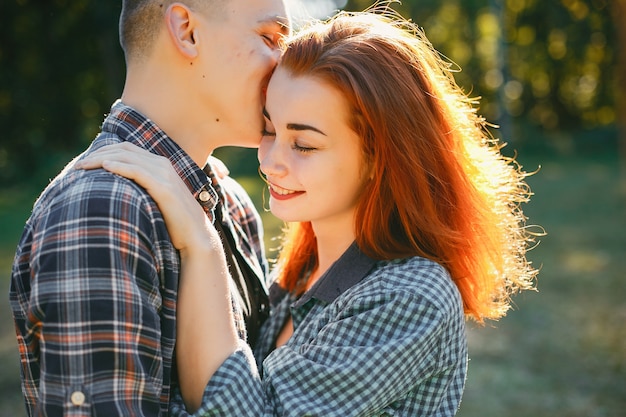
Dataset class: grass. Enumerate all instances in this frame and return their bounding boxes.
[457,150,626,417]
[1,148,624,416]
[0,185,40,417]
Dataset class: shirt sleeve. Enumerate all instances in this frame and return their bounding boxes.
[217,172,268,278]
[170,263,466,417]
[261,287,458,416]
[27,174,170,416]
[169,340,265,417]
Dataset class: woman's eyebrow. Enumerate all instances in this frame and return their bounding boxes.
[286,123,327,136]
[264,108,326,135]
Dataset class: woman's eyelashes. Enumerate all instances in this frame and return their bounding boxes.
[291,142,316,153]
[261,128,317,154]
[262,113,317,153]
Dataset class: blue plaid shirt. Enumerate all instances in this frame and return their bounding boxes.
[170,243,467,416]
[10,101,266,416]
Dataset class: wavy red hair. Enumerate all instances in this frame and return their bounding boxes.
[272,11,539,322]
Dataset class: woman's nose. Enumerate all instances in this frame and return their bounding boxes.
[258,137,286,178]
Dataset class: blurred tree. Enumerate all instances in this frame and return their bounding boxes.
[0,0,123,185]
[613,0,626,180]
[346,0,618,142]
[0,0,620,185]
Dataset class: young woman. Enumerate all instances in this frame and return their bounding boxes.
[77,10,539,416]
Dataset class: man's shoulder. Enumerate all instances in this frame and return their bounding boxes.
[33,159,157,225]
[41,131,147,202]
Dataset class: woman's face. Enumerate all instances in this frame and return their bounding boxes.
[258,67,369,233]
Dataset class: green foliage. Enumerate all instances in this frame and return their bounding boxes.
[0,0,621,186]
[346,0,618,132]
[0,1,124,184]
[2,149,625,416]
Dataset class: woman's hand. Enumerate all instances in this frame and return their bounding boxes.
[75,142,218,253]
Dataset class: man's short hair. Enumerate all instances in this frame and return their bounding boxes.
[119,0,223,62]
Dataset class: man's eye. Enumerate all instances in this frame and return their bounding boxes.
[262,34,276,47]
[262,129,276,137]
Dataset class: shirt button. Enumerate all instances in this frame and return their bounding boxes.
[198,190,211,202]
[70,391,85,406]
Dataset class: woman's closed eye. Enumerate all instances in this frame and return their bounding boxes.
[292,142,316,153]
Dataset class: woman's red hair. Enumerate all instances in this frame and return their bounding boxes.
[272,11,539,322]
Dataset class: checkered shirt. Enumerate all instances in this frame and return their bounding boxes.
[9,100,266,416]
[170,243,467,416]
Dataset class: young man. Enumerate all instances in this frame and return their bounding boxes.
[9,0,290,415]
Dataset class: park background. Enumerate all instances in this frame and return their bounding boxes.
[1,0,624,415]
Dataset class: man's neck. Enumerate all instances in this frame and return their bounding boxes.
[120,86,214,168]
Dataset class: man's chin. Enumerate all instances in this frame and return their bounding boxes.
[237,126,264,148]
[234,133,263,148]
[226,137,262,149]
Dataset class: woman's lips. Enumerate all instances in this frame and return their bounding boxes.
[268,183,305,201]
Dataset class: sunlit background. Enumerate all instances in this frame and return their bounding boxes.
[1,1,624,416]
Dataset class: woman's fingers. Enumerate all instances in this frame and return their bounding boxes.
[76,143,168,170]
[97,160,148,184]
[74,142,218,251]
[75,144,179,192]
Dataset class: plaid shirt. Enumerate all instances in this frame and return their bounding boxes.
[9,101,266,416]
[170,243,467,416]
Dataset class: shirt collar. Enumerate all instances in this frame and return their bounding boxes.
[203,161,228,218]
[99,100,218,215]
[292,242,377,308]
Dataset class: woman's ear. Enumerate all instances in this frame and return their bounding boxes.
[165,3,199,59]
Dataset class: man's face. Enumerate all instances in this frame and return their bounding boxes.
[195,0,290,148]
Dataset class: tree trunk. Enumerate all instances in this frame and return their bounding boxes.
[614,0,626,189]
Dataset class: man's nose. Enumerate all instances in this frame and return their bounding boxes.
[270,46,281,67]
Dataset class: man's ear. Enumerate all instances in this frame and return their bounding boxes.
[165,3,199,59]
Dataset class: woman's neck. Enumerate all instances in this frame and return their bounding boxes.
[307,223,355,290]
